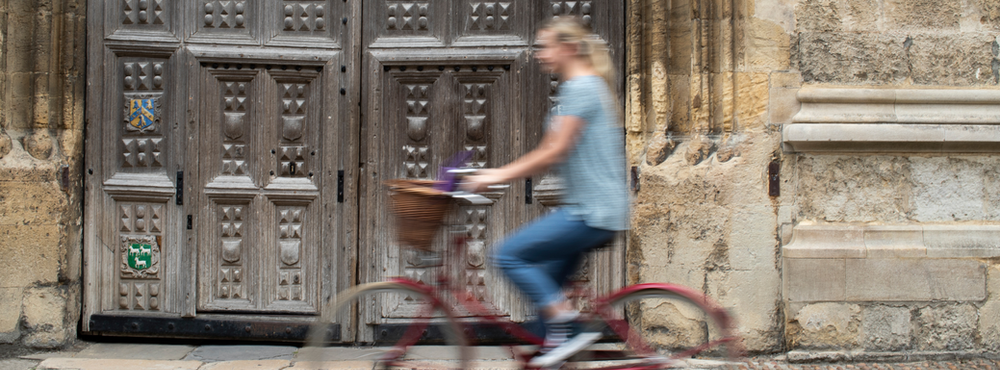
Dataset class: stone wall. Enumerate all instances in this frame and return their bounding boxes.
[0,0,86,350]
[626,0,1000,356]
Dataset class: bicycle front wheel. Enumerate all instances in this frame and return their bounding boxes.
[587,283,744,369]
[304,281,470,370]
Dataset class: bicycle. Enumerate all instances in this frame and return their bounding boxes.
[305,169,744,369]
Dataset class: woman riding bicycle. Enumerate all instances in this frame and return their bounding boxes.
[463,16,629,368]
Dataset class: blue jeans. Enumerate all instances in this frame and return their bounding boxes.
[491,209,616,309]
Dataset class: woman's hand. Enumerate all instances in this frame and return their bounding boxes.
[460,168,508,193]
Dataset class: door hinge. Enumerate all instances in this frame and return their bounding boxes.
[176,171,184,205]
[337,170,344,203]
[525,178,533,204]
[187,215,193,230]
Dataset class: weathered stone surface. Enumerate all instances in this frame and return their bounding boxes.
[74,343,196,360]
[787,303,861,349]
[709,269,782,352]
[0,287,22,344]
[768,86,800,126]
[37,358,203,370]
[862,305,912,351]
[795,156,912,223]
[914,304,977,351]
[684,135,715,165]
[645,131,675,166]
[909,34,996,85]
[286,361,375,370]
[911,157,998,221]
[183,345,296,362]
[745,19,791,71]
[794,0,840,32]
[863,226,926,258]
[22,131,52,160]
[795,0,879,32]
[199,360,290,370]
[845,259,986,301]
[885,0,961,30]
[736,73,770,130]
[0,131,11,159]
[980,0,1000,30]
[0,180,65,226]
[0,224,61,288]
[784,258,846,302]
[979,264,1000,350]
[21,287,69,348]
[638,299,709,350]
[797,33,909,85]
[924,225,1000,257]
[783,224,865,259]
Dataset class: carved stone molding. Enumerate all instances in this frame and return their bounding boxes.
[784,88,1000,153]
[783,223,995,303]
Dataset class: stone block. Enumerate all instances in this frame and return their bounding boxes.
[638,297,709,350]
[914,304,977,351]
[0,287,22,344]
[735,73,770,130]
[199,360,291,370]
[0,224,61,287]
[980,264,1000,350]
[797,32,909,85]
[885,0,961,30]
[923,225,1000,257]
[784,258,845,302]
[744,19,791,71]
[37,358,203,370]
[21,287,68,349]
[728,206,778,271]
[183,345,296,362]
[783,224,865,259]
[794,156,912,223]
[863,225,926,258]
[862,305,912,351]
[74,343,196,360]
[909,34,995,86]
[787,302,861,349]
[794,0,840,32]
[0,180,65,225]
[845,259,986,301]
[980,0,1000,30]
[769,87,800,125]
[710,269,782,352]
[910,157,988,222]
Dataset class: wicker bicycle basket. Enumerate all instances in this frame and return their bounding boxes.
[385,179,453,251]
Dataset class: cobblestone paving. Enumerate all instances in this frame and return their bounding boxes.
[729,359,1000,370]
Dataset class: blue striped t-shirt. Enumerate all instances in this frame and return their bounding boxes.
[548,75,629,231]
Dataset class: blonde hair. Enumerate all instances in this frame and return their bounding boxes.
[540,16,620,119]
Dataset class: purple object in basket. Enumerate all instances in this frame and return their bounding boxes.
[435,151,474,192]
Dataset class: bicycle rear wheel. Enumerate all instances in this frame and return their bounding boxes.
[304,281,470,370]
[581,283,744,369]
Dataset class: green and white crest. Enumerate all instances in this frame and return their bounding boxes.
[121,235,160,279]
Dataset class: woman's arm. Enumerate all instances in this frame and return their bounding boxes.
[464,115,585,192]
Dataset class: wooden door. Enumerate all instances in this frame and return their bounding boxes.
[83,0,360,339]
[83,0,622,342]
[358,0,624,341]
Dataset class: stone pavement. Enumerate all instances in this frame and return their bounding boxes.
[1,342,999,369]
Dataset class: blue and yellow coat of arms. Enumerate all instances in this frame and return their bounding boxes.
[124,97,160,132]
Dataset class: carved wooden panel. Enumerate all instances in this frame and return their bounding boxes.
[116,203,166,312]
[201,200,256,311]
[197,64,323,314]
[120,60,167,172]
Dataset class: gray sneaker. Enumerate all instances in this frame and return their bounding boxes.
[528,331,602,368]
